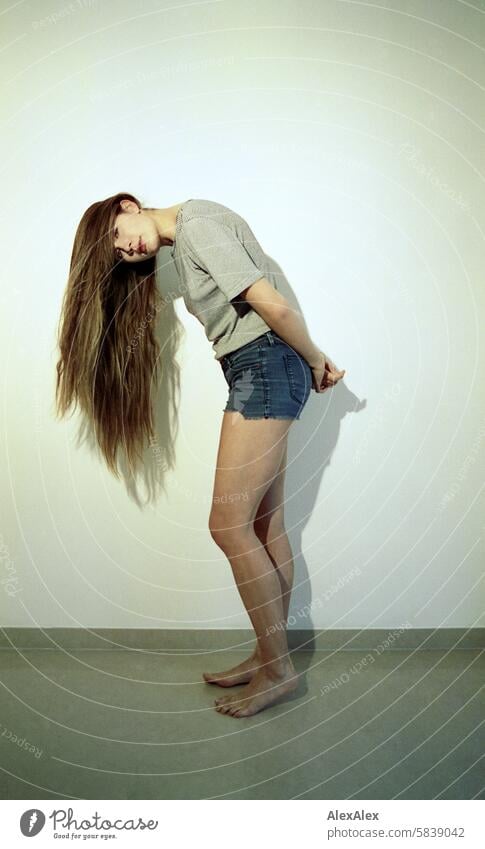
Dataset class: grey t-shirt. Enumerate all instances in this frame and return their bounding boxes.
[170,198,278,359]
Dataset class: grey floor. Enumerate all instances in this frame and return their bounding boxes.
[0,647,483,799]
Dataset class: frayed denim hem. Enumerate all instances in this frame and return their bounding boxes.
[222,408,300,420]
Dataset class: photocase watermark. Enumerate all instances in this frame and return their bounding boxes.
[0,723,43,759]
[148,435,249,505]
[319,622,412,696]
[32,0,101,29]
[126,302,165,354]
[212,489,249,505]
[397,142,471,213]
[90,57,235,103]
[0,534,21,597]
[265,566,363,636]
[172,475,249,507]
[480,517,485,556]
[126,283,190,354]
[225,367,259,424]
[33,350,45,435]
[436,419,485,515]
[387,276,414,307]
[148,434,168,474]
[353,382,401,465]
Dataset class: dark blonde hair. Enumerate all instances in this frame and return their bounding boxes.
[55,192,163,478]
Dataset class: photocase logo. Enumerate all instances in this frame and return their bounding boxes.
[230,367,258,424]
[20,809,45,836]
[19,806,159,838]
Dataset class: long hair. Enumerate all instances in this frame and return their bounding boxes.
[55,192,164,478]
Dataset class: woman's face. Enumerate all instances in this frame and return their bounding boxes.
[113,201,160,264]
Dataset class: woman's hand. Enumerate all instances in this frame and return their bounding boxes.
[309,351,346,393]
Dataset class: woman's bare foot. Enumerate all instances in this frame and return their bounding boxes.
[202,648,262,687]
[214,662,299,717]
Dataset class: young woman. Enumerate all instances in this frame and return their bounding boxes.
[56,193,345,718]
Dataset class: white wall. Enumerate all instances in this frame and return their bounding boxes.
[1,0,484,630]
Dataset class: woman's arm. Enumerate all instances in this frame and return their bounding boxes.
[237,277,322,366]
[238,277,346,392]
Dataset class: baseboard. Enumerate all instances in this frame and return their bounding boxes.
[0,628,483,651]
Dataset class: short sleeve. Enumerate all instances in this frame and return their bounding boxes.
[182,216,264,300]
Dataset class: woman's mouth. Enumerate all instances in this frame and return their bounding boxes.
[138,237,146,254]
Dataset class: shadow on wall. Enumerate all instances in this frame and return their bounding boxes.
[263,255,367,662]
[285,377,366,662]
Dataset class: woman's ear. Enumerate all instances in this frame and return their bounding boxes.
[120,199,139,215]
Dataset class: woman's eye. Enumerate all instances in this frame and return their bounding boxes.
[114,228,122,260]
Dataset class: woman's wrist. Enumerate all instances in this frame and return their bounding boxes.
[307,348,325,369]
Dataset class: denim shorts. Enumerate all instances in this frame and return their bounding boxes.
[219,330,313,420]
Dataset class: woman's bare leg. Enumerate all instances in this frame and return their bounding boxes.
[205,411,299,717]
[254,439,294,621]
[203,441,293,688]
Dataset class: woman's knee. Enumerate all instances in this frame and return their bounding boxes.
[208,509,252,549]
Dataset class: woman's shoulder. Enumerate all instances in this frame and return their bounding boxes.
[181,198,237,223]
